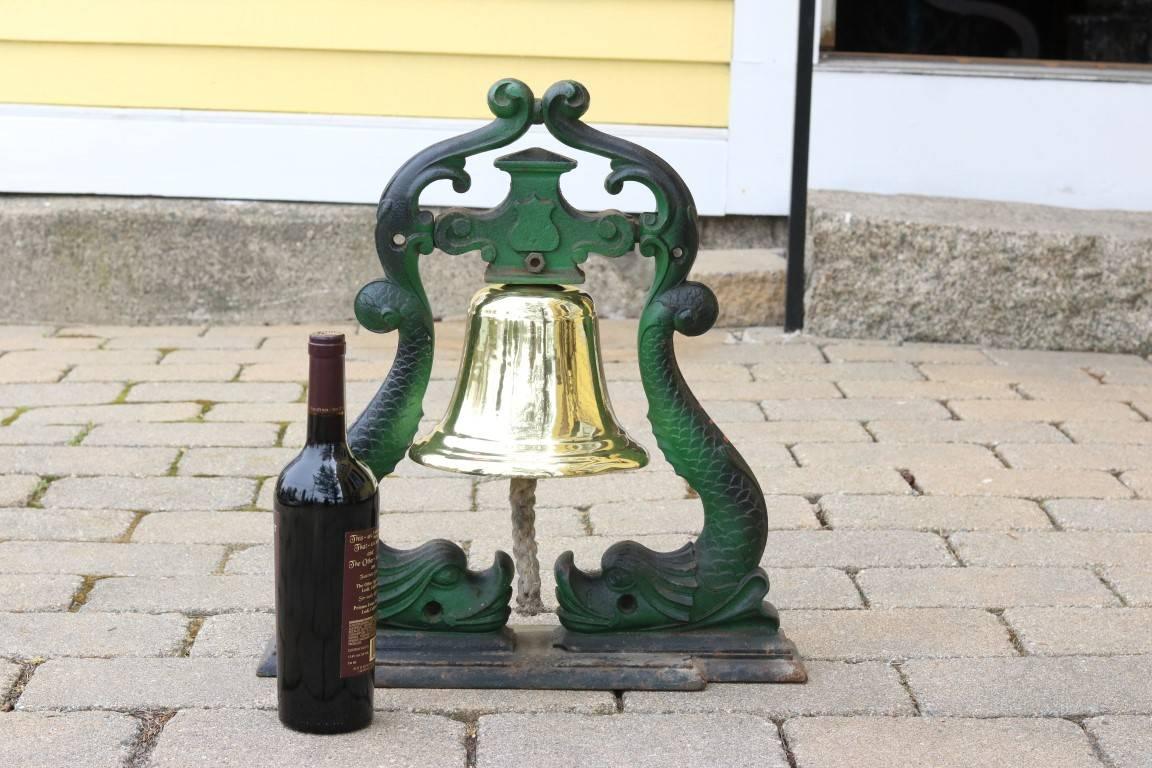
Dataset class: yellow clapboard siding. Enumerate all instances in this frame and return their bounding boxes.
[0,42,729,127]
[0,0,733,64]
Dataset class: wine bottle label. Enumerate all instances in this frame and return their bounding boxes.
[339,527,378,678]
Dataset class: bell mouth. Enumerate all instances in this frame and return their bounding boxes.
[409,432,648,478]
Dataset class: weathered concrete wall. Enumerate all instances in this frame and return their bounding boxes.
[0,196,784,326]
[806,192,1152,354]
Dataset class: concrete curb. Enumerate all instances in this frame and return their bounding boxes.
[0,196,784,327]
[806,191,1152,354]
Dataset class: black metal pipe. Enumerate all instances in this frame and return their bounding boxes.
[785,0,818,332]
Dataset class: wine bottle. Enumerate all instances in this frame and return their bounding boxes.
[274,332,378,734]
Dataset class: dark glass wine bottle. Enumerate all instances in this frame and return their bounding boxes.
[275,333,378,734]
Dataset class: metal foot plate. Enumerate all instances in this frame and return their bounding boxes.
[257,625,805,690]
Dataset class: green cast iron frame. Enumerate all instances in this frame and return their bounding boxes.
[349,79,786,642]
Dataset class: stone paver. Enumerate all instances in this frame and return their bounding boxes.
[376,688,617,716]
[84,422,279,447]
[165,352,306,368]
[786,608,1014,660]
[1,657,20,697]
[725,420,873,444]
[17,657,275,709]
[202,402,302,422]
[132,511,271,544]
[127,382,302,403]
[856,567,1118,608]
[201,324,349,339]
[59,325,202,337]
[867,419,1070,444]
[0,382,124,407]
[0,475,41,506]
[42,476,256,510]
[953,400,1143,422]
[477,713,787,768]
[0,574,83,611]
[835,380,1017,399]
[793,442,1002,469]
[589,497,818,535]
[768,568,863,609]
[0,335,98,350]
[752,362,926,381]
[953,531,1152,567]
[151,710,464,768]
[688,341,823,365]
[7,350,158,367]
[1044,499,1152,531]
[85,575,272,613]
[701,438,801,468]
[918,363,1096,383]
[762,531,955,568]
[0,445,178,476]
[684,380,841,401]
[5,322,1152,764]
[191,613,274,657]
[760,398,951,421]
[1084,716,1152,768]
[0,424,82,445]
[105,333,261,349]
[1104,568,1152,605]
[905,655,1152,715]
[1004,607,1152,655]
[1123,471,1152,497]
[223,545,274,575]
[0,711,138,768]
[0,507,135,541]
[821,495,1050,530]
[178,448,298,477]
[1063,420,1152,445]
[0,612,186,657]
[66,363,240,382]
[1018,382,1152,402]
[15,402,204,424]
[981,348,1149,369]
[784,717,1102,768]
[914,466,1132,499]
[1103,369,1152,385]
[1000,444,1152,471]
[0,542,224,576]
[754,467,914,496]
[625,661,912,716]
[278,422,307,449]
[822,343,989,363]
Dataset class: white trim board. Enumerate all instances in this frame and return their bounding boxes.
[810,68,1152,212]
[725,0,796,215]
[0,105,732,215]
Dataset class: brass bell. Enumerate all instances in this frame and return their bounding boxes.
[410,283,648,478]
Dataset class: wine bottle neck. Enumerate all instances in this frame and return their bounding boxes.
[306,352,347,446]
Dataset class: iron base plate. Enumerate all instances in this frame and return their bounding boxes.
[257,624,805,690]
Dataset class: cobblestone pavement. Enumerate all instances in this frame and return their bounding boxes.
[1,321,1151,767]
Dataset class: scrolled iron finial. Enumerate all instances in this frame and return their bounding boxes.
[541,80,591,122]
[486,78,535,121]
